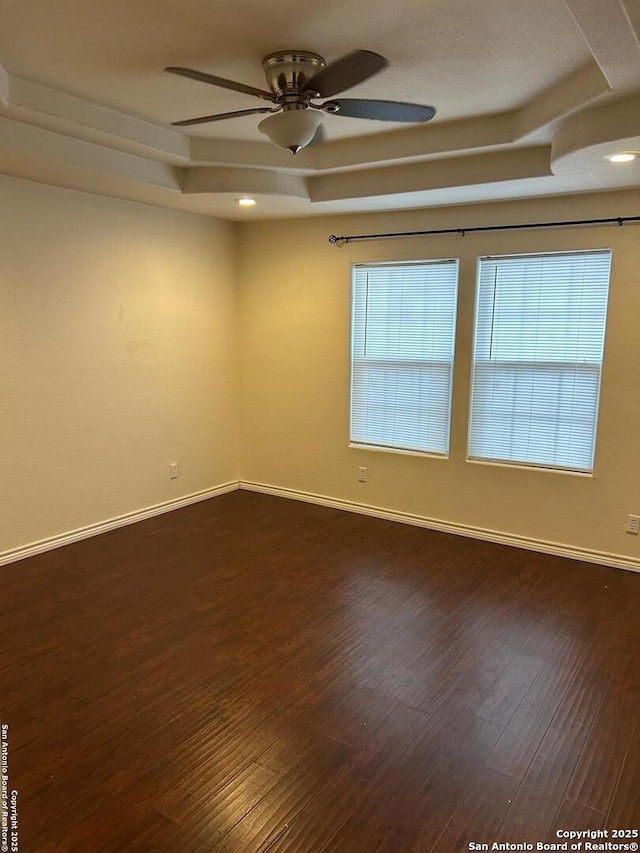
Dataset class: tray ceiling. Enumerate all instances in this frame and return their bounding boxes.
[0,0,639,219]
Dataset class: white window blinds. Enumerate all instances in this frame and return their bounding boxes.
[468,250,612,472]
[351,260,459,455]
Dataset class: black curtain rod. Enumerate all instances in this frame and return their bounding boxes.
[328,215,640,246]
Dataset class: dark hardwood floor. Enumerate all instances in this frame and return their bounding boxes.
[1,490,639,851]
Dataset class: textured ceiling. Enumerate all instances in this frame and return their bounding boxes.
[0,0,592,134]
[0,0,639,218]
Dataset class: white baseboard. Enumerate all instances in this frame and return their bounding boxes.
[240,480,640,574]
[5,478,639,575]
[0,481,240,567]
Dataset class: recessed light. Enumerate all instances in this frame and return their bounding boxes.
[237,197,257,207]
[608,152,637,163]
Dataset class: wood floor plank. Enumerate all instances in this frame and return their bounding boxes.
[430,768,519,853]
[494,646,611,844]
[475,621,561,725]
[325,713,504,853]
[35,796,180,852]
[156,761,280,830]
[1,490,639,850]
[485,628,597,779]
[564,679,637,814]
[605,717,640,829]
[262,749,389,852]
[546,798,606,842]
[263,701,436,852]
[401,718,506,851]
[494,724,589,843]
[204,735,351,852]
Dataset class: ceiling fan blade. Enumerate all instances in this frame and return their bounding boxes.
[323,99,436,122]
[303,50,388,98]
[164,66,276,101]
[172,107,276,127]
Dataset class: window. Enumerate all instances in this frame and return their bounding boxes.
[351,260,459,455]
[468,250,612,472]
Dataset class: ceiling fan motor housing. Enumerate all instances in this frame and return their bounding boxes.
[262,51,326,101]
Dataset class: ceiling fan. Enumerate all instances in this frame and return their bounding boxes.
[165,50,436,153]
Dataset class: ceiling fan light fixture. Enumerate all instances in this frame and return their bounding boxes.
[258,109,323,153]
[608,152,637,163]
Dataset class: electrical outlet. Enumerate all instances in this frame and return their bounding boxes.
[626,514,640,534]
[358,466,367,483]
[170,462,178,480]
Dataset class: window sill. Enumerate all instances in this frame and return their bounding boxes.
[349,443,449,460]
[465,458,593,477]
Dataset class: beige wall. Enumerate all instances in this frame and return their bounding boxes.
[1,175,238,554]
[238,190,640,563]
[4,174,640,566]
